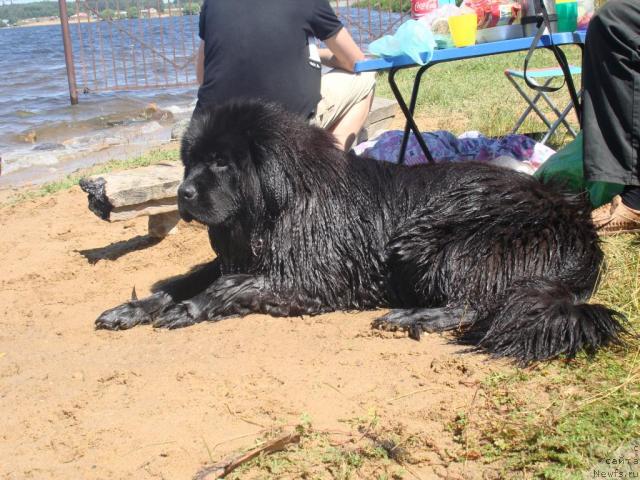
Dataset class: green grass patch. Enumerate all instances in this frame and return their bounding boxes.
[374,46,583,148]
[450,236,640,477]
[2,146,180,206]
[221,413,418,480]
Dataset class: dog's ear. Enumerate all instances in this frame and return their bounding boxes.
[249,142,293,216]
[180,112,209,168]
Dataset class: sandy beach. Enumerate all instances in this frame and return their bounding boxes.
[15,18,62,28]
[0,181,506,479]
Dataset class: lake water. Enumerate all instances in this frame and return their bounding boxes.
[0,9,403,188]
[0,20,198,188]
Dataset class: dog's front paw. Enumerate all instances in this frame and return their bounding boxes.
[153,302,199,329]
[95,302,152,330]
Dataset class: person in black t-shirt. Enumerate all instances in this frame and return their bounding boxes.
[194,0,375,151]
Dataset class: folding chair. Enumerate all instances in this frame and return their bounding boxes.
[504,65,582,145]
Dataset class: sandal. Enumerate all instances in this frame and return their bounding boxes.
[591,195,640,235]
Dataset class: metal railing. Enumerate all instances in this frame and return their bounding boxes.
[333,0,410,48]
[58,0,411,104]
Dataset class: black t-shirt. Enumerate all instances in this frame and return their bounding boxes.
[197,0,343,119]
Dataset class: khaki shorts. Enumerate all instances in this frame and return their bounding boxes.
[311,69,376,129]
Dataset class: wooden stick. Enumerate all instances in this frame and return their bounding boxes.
[193,431,301,480]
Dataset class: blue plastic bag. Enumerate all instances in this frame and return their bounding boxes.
[369,20,436,66]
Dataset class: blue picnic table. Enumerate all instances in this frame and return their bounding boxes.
[354,31,587,164]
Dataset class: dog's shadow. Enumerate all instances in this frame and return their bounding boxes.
[78,235,161,264]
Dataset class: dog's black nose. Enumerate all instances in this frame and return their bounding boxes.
[178,184,197,201]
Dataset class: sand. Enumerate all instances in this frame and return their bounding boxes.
[0,186,504,479]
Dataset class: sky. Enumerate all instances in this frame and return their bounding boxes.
[4,0,172,3]
[2,0,172,6]
[3,0,57,4]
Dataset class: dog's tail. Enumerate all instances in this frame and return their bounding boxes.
[465,278,626,365]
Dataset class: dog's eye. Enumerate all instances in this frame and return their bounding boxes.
[210,163,228,174]
[209,154,229,173]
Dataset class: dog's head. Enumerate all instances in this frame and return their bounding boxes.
[178,100,299,227]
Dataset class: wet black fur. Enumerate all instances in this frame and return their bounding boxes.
[95,100,626,364]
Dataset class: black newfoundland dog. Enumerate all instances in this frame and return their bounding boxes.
[96,100,625,364]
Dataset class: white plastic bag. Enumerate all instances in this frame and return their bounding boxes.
[418,4,464,48]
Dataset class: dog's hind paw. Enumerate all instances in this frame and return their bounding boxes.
[153,303,199,329]
[372,307,471,341]
[95,302,152,330]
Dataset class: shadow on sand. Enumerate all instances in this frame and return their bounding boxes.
[78,235,162,264]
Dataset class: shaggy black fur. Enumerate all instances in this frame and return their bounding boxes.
[95,100,626,364]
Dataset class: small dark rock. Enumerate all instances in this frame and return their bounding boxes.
[33,142,65,151]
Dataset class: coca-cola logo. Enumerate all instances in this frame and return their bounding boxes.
[412,0,437,14]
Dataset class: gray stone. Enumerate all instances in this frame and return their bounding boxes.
[171,119,190,141]
[33,142,65,151]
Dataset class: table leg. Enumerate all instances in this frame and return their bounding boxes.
[576,43,584,122]
[399,65,430,163]
[388,67,435,165]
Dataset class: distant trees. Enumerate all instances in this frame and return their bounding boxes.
[182,3,200,15]
[0,0,204,24]
[0,1,64,24]
[126,6,139,19]
[100,8,115,20]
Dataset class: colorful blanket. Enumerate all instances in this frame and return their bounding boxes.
[354,130,556,172]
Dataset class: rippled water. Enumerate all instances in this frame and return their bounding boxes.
[0,9,402,187]
[0,20,198,187]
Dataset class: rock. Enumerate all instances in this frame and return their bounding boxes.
[148,211,180,238]
[143,102,173,122]
[171,119,190,141]
[144,102,159,115]
[20,130,37,143]
[33,142,65,151]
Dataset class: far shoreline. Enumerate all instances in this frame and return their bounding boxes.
[6,12,197,29]
[3,19,61,28]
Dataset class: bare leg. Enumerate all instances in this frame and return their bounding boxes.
[329,90,374,151]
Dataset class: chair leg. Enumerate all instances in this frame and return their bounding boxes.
[538,90,576,135]
[540,95,580,144]
[506,74,555,134]
[507,69,582,144]
[506,74,528,134]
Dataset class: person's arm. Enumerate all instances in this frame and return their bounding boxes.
[196,40,205,85]
[320,27,365,72]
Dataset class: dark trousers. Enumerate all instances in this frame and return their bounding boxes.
[583,0,640,186]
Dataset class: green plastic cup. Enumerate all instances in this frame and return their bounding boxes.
[556,1,578,32]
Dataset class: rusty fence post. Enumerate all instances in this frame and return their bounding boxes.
[58,0,79,105]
